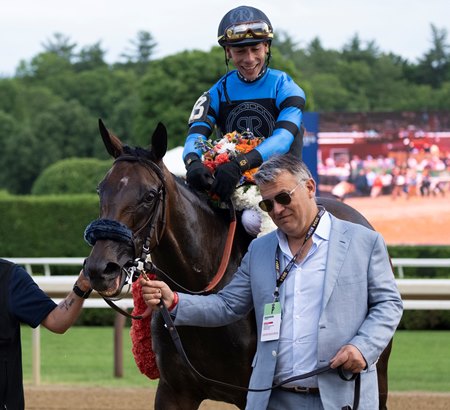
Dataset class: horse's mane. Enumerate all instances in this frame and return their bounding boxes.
[121,145,224,216]
[123,145,154,161]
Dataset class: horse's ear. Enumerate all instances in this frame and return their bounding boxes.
[150,122,168,160]
[98,118,123,158]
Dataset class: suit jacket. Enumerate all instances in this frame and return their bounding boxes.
[175,214,403,409]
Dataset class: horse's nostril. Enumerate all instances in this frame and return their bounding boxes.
[105,262,120,276]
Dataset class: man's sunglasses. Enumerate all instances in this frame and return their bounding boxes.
[258,183,302,213]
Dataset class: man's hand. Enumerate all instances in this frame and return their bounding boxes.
[210,160,241,201]
[140,277,175,311]
[185,153,213,191]
[329,344,367,373]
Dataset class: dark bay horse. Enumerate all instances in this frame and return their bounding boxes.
[84,120,392,410]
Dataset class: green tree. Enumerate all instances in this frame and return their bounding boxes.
[16,52,73,83]
[0,78,27,119]
[16,52,77,102]
[31,99,97,161]
[434,81,450,108]
[341,34,380,64]
[307,73,350,111]
[335,60,371,110]
[41,32,77,62]
[303,37,342,76]
[414,24,450,88]
[121,30,157,74]
[65,68,113,118]
[1,126,41,194]
[75,41,108,71]
[272,30,300,61]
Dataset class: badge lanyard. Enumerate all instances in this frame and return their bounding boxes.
[261,206,325,342]
[272,206,325,305]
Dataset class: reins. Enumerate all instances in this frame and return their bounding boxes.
[156,297,360,409]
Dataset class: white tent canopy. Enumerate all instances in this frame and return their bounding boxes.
[163,146,186,176]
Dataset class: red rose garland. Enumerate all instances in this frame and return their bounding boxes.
[130,277,160,379]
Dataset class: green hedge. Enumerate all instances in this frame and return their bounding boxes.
[75,308,118,326]
[31,158,112,195]
[0,193,98,259]
[398,310,450,330]
[388,245,450,278]
[0,193,115,325]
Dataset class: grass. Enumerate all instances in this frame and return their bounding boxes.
[22,326,156,388]
[388,330,450,392]
[22,327,450,392]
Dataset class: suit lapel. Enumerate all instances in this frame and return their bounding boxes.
[321,216,351,311]
[257,232,280,300]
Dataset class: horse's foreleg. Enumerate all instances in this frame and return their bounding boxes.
[376,338,393,410]
[154,380,203,410]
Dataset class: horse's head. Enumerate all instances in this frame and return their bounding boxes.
[84,119,168,297]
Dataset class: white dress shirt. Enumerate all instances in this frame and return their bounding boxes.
[273,211,331,388]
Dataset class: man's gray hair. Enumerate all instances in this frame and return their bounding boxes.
[254,154,313,185]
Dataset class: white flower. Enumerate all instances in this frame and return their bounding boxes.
[232,185,261,209]
[216,141,236,154]
[232,185,277,237]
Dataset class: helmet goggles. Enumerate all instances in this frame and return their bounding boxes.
[219,20,273,45]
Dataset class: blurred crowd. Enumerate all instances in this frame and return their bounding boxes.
[319,145,450,201]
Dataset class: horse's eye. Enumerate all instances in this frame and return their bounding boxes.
[144,192,156,203]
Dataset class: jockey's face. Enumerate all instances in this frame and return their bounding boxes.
[226,42,269,81]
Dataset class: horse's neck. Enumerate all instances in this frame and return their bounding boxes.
[151,177,232,289]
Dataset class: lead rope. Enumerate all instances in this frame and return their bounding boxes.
[157,298,360,408]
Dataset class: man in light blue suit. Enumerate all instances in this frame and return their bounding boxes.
[141,154,403,410]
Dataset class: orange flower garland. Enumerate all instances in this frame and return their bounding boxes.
[195,130,264,184]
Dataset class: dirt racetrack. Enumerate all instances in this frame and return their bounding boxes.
[343,194,450,246]
[24,386,450,410]
[24,194,449,409]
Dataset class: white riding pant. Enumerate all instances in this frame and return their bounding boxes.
[241,208,277,237]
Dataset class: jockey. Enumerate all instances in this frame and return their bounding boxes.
[183,5,306,235]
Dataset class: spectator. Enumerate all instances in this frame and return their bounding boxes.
[419,168,431,197]
[0,259,91,409]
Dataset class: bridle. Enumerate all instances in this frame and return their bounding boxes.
[84,154,167,318]
[114,155,168,255]
[84,154,236,317]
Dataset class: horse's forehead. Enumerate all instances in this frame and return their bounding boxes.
[105,162,159,188]
[119,176,130,187]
